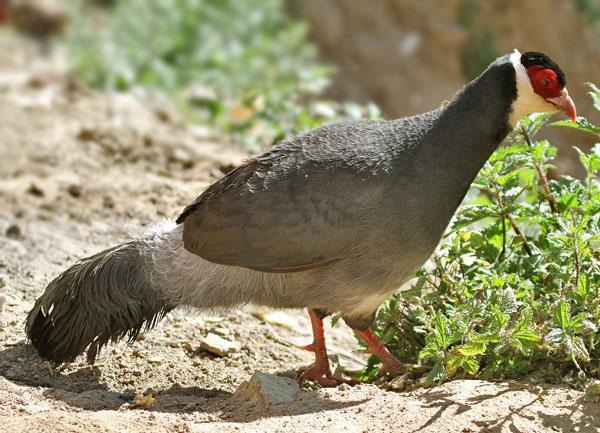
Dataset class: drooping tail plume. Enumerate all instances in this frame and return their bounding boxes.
[26,233,176,364]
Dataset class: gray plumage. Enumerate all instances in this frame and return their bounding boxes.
[27,240,174,363]
[26,54,533,363]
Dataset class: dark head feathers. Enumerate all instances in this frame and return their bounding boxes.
[521,51,567,88]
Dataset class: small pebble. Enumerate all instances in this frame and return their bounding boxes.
[147,356,162,365]
[67,184,82,198]
[182,342,195,354]
[337,383,352,392]
[388,374,410,391]
[77,128,98,142]
[128,393,155,409]
[6,224,22,239]
[199,333,240,357]
[251,308,299,329]
[27,183,44,197]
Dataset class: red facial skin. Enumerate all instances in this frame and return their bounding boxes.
[526,65,563,99]
[526,64,577,121]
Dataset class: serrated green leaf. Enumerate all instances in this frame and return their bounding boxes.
[587,82,600,111]
[553,301,571,329]
[550,118,600,135]
[446,350,464,376]
[567,335,590,363]
[546,328,565,344]
[462,357,480,375]
[569,312,588,333]
[513,329,541,351]
[426,362,445,383]
[521,112,554,137]
[418,344,439,361]
[513,329,541,342]
[434,314,449,349]
[488,143,531,163]
[470,334,501,344]
[458,341,487,356]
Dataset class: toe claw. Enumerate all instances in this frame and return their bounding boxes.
[297,343,315,352]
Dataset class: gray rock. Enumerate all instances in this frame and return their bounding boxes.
[233,372,299,405]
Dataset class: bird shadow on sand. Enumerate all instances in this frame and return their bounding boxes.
[0,342,366,422]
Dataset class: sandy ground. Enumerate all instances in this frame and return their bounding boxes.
[0,31,599,433]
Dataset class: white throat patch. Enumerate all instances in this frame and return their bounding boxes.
[508,49,559,126]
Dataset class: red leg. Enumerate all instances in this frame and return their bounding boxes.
[353,328,406,377]
[299,310,357,386]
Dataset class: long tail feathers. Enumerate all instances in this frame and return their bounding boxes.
[25,240,175,364]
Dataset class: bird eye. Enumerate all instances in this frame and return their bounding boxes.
[527,66,561,99]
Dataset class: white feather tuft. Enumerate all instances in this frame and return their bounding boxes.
[508,49,559,125]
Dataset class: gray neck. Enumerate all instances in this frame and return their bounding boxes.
[420,59,516,202]
[389,58,517,240]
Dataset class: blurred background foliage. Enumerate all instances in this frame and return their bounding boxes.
[457,0,498,80]
[574,0,600,30]
[62,0,379,150]
[9,0,599,165]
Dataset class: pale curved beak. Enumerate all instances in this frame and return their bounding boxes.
[547,88,577,122]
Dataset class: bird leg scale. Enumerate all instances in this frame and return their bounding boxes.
[299,309,356,386]
[353,328,406,377]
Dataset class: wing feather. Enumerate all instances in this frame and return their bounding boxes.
[177,121,391,272]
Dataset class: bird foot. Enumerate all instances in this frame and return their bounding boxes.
[300,364,357,387]
[354,328,406,379]
[299,310,358,386]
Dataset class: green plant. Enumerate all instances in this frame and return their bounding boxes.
[64,0,374,150]
[361,84,600,385]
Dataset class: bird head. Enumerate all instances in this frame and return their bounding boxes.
[509,49,576,125]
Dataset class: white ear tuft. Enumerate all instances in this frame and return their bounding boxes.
[508,49,558,126]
